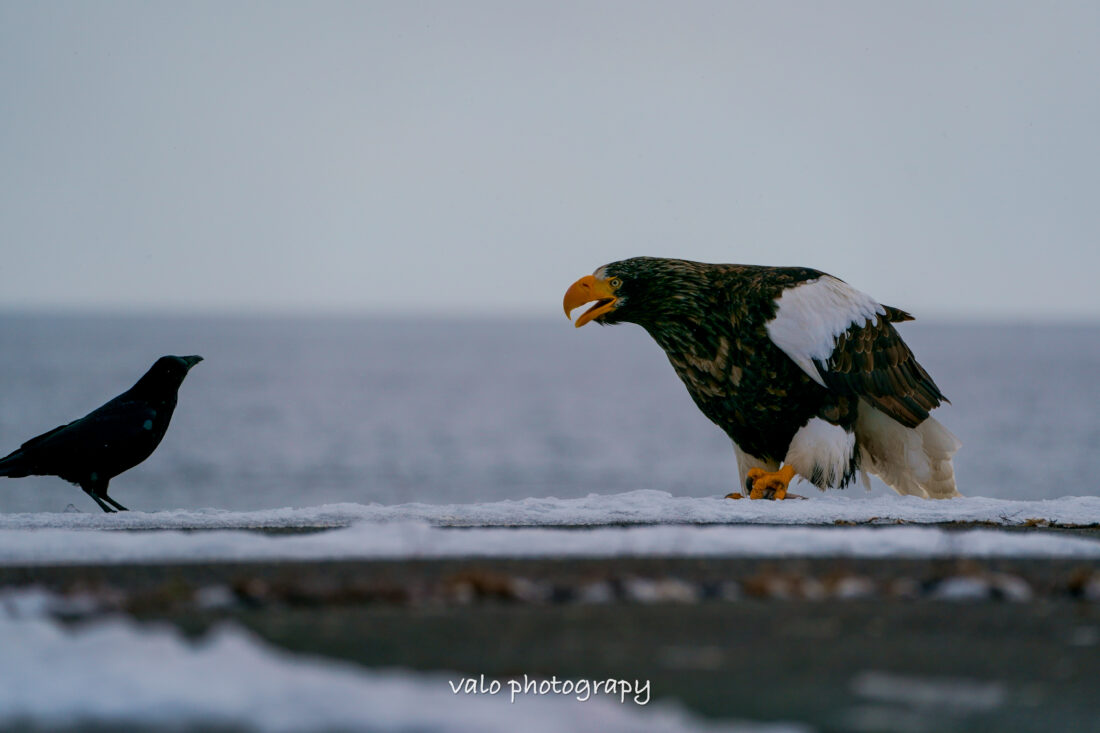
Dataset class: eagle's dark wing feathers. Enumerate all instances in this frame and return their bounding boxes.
[817,307,946,429]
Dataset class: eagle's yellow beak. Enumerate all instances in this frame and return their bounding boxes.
[563,275,619,328]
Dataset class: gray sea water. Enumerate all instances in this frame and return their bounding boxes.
[0,314,1097,513]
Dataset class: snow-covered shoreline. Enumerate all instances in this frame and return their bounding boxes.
[1,490,1098,531]
[1,492,1097,566]
[1,521,1099,566]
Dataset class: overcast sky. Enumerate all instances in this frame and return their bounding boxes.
[2,1,1098,320]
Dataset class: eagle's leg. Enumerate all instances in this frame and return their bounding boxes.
[746,465,797,500]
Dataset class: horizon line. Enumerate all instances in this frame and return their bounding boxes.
[1,304,1098,327]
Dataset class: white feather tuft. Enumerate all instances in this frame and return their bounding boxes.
[766,276,886,386]
[856,400,961,499]
[783,418,856,489]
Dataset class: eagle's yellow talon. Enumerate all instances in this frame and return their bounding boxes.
[745,465,796,500]
[724,492,745,500]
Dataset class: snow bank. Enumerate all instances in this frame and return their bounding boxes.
[2,491,1097,566]
[1,491,1099,530]
[0,590,800,733]
[0,522,1098,566]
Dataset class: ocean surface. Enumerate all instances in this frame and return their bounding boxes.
[0,314,1097,514]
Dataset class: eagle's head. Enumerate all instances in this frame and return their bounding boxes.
[563,257,712,328]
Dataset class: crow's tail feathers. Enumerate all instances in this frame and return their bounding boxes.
[0,450,30,478]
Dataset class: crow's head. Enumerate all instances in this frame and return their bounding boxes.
[132,355,203,396]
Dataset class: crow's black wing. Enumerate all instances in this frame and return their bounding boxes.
[1,397,158,477]
[17,421,77,453]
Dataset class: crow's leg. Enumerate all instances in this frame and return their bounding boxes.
[81,484,116,513]
[101,493,129,512]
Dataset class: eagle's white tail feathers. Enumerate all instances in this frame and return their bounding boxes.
[855,401,961,499]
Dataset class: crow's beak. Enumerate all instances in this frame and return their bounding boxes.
[181,355,203,369]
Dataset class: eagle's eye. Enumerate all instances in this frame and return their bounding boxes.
[609,278,622,289]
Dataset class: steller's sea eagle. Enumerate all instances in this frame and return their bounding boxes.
[563,257,960,500]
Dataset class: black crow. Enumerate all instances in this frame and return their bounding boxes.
[0,355,203,513]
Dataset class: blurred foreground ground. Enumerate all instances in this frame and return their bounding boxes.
[4,545,1099,733]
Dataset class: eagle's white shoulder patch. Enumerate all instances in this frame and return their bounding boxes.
[765,276,885,386]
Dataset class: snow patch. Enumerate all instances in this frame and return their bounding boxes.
[851,670,1006,711]
[0,590,803,733]
[0,522,1098,566]
[1,491,1099,531]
